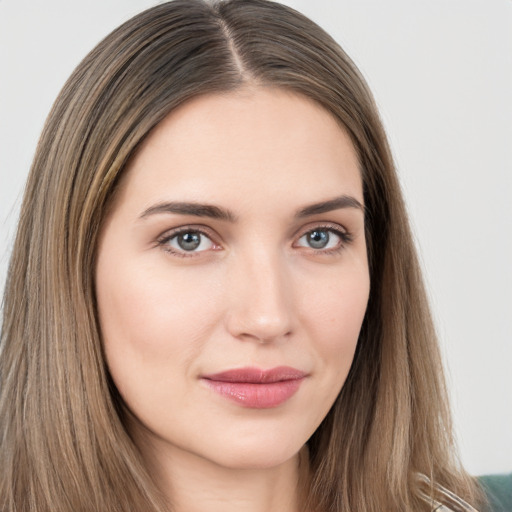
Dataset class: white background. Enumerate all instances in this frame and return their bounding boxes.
[0,0,510,475]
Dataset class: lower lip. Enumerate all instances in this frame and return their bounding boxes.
[202,378,304,408]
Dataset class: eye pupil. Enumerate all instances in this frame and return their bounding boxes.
[307,230,329,249]
[177,232,201,251]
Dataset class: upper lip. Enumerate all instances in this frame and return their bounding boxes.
[202,366,307,383]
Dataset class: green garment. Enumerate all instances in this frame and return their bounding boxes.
[479,474,512,512]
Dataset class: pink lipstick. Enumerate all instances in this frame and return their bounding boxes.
[201,366,306,408]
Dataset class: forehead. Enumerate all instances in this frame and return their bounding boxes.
[116,87,363,214]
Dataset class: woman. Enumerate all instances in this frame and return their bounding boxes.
[0,1,484,511]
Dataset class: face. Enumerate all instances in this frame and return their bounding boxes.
[95,88,370,472]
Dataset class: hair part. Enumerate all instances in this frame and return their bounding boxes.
[0,1,482,511]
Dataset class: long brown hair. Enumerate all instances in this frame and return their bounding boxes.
[0,1,481,510]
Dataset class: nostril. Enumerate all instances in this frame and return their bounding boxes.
[254,329,292,344]
[236,330,293,345]
[226,308,294,344]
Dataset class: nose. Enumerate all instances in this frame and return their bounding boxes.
[225,249,294,344]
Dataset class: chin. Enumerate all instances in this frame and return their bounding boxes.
[199,431,307,471]
[211,446,302,471]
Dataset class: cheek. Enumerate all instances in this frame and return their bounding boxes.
[300,263,369,395]
[95,253,224,400]
[303,261,369,343]
[98,255,218,344]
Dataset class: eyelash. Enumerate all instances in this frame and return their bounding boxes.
[156,223,353,258]
[156,226,220,258]
[294,223,354,255]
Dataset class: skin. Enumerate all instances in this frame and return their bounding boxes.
[95,87,370,512]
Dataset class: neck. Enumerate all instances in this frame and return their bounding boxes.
[136,432,309,512]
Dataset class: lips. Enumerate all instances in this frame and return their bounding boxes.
[201,366,307,408]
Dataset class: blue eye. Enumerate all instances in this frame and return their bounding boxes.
[305,230,331,249]
[296,228,345,251]
[164,230,215,253]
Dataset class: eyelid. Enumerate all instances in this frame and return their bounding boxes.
[154,221,353,258]
[294,221,351,240]
[156,224,222,257]
[292,222,354,251]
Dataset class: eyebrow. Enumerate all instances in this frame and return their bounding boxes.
[139,201,237,222]
[295,195,364,217]
[139,195,363,222]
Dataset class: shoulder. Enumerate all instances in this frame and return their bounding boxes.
[478,473,512,512]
